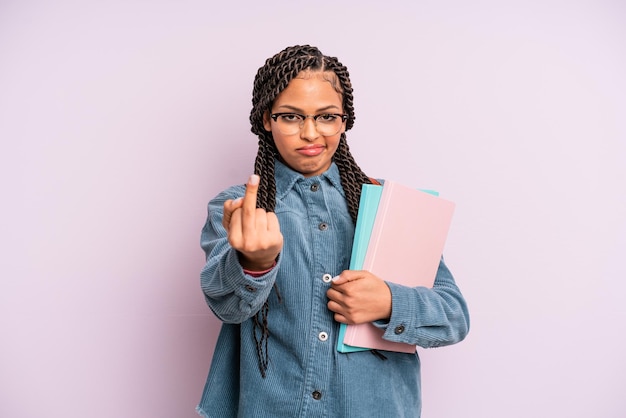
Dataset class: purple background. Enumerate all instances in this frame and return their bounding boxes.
[1,1,625,417]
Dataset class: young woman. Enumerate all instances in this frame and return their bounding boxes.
[197,45,469,418]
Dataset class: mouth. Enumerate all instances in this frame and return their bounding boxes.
[297,144,326,156]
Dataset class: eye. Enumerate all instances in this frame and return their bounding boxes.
[317,114,338,123]
[279,113,303,123]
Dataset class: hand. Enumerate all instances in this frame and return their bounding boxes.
[222,174,283,271]
[326,270,392,324]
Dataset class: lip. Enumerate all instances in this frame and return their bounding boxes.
[296,144,325,156]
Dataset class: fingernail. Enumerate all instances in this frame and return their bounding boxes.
[331,275,340,282]
[249,174,260,186]
[233,197,243,203]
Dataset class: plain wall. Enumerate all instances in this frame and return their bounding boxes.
[1,1,625,417]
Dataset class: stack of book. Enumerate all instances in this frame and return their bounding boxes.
[336,180,456,353]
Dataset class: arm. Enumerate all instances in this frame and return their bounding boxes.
[327,257,469,348]
[200,175,283,324]
[378,257,470,348]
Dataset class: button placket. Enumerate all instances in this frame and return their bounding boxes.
[302,178,334,410]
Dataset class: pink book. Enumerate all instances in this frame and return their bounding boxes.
[342,180,456,353]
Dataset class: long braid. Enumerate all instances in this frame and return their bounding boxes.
[253,137,278,211]
[248,45,374,377]
[333,134,373,223]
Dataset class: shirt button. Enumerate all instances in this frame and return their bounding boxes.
[244,285,256,292]
[312,390,322,400]
[322,274,333,283]
[310,183,320,192]
[318,222,328,231]
[394,325,405,334]
[318,331,328,341]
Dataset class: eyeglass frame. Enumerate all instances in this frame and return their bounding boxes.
[269,112,348,136]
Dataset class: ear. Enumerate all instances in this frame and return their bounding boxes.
[263,111,272,132]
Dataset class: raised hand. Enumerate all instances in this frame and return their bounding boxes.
[222,174,283,271]
[326,270,392,324]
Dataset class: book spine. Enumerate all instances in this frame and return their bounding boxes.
[362,182,394,271]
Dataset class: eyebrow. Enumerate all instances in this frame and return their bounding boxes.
[273,104,342,113]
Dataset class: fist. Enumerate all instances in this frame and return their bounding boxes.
[223,174,283,271]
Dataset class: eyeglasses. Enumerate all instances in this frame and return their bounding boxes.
[270,113,348,136]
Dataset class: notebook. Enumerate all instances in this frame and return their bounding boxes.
[337,180,455,353]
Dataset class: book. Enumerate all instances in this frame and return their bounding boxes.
[337,180,455,353]
[336,184,384,353]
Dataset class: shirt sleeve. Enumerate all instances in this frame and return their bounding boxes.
[373,257,470,348]
[199,187,282,324]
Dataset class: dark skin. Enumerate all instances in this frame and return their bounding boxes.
[222,174,283,272]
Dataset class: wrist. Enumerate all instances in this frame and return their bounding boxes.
[237,252,278,272]
[243,261,277,276]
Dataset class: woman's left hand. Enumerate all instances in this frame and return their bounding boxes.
[326,271,392,324]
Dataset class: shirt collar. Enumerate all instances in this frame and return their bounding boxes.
[274,159,345,200]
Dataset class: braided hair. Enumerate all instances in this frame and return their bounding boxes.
[248,45,375,377]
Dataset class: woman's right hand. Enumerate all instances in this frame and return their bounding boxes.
[222,174,283,271]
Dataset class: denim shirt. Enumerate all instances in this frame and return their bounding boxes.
[197,161,470,418]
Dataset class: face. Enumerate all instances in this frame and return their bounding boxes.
[263,71,345,178]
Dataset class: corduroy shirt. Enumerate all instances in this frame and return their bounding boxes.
[197,161,469,418]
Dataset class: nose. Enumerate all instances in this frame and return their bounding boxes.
[300,116,320,142]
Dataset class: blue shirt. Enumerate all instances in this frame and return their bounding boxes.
[197,161,469,418]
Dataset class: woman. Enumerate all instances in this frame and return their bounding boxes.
[197,45,469,418]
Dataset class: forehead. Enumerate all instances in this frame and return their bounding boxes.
[295,69,339,83]
[295,70,342,94]
[273,71,343,109]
